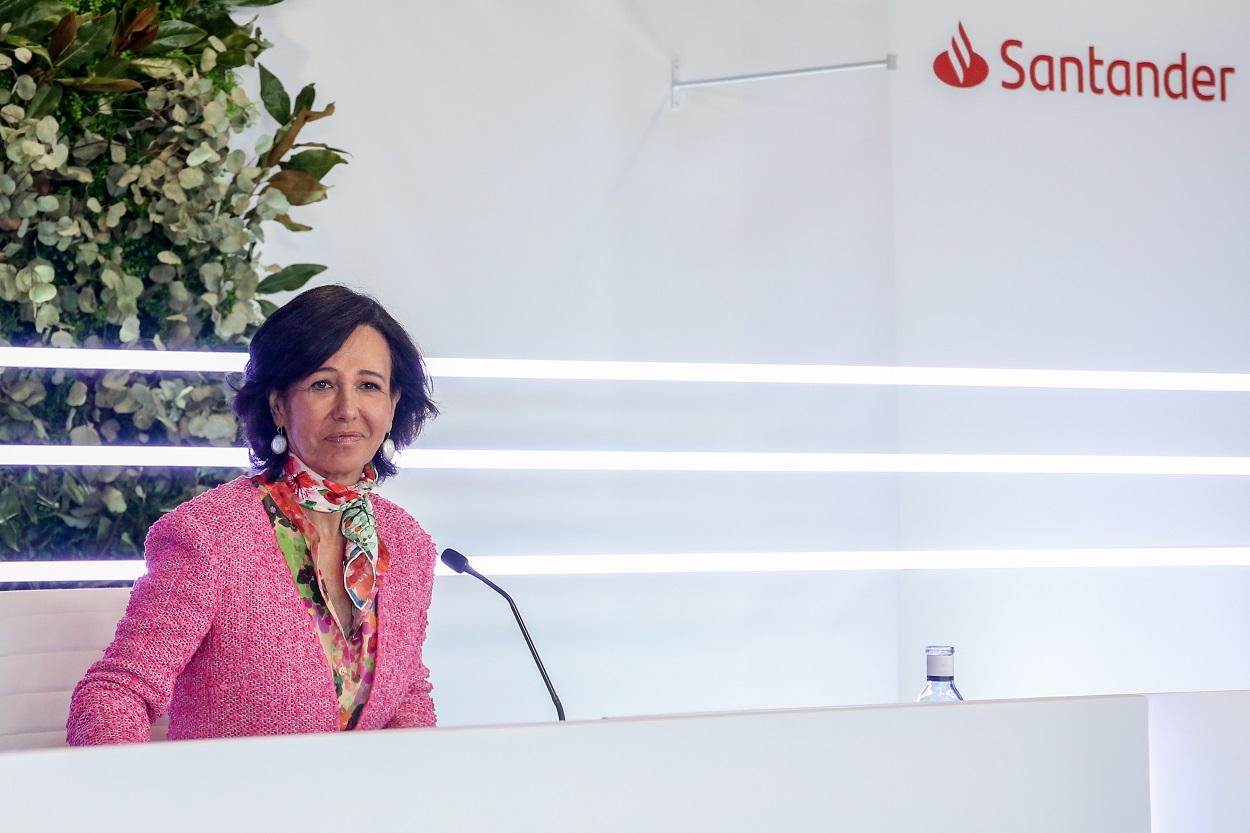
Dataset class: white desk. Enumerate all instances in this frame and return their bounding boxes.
[1,695,1148,832]
[1148,690,1250,833]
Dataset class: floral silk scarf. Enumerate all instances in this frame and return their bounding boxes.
[282,454,381,610]
[252,454,391,730]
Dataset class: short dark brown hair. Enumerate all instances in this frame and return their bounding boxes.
[231,284,438,481]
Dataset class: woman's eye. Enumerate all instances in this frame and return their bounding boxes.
[361,382,380,391]
[310,380,333,391]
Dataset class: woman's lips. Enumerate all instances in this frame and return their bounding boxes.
[325,433,365,444]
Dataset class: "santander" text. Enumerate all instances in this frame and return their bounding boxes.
[1001,41,1234,101]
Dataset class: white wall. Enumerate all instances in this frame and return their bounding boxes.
[899,568,1250,700]
[256,0,901,724]
[889,0,1250,699]
[242,0,1250,722]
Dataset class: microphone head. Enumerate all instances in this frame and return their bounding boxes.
[440,548,470,573]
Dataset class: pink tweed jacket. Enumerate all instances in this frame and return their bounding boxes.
[66,475,437,745]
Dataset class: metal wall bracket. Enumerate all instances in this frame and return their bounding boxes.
[671,54,896,111]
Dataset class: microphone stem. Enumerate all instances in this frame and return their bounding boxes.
[465,566,566,721]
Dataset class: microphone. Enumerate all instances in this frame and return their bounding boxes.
[441,548,566,721]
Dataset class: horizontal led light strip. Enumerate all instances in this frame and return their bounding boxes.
[405,450,1250,475]
[4,445,1250,475]
[6,547,1250,582]
[0,347,246,373]
[3,347,1250,392]
[0,560,149,582]
[457,547,1250,574]
[430,359,1250,392]
[0,445,252,467]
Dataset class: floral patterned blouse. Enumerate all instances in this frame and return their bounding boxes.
[252,469,391,731]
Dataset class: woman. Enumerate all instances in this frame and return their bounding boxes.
[66,285,440,744]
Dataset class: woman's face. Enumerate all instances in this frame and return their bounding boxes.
[269,325,400,484]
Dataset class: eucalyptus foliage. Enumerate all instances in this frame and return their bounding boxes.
[0,0,345,558]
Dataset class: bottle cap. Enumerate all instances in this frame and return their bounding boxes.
[926,645,955,679]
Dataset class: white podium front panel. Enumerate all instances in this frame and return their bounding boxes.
[1,696,1149,832]
[1149,690,1250,833]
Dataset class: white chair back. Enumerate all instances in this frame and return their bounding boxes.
[0,588,168,751]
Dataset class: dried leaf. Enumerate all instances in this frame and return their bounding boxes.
[264,169,326,206]
[119,4,158,50]
[292,142,350,154]
[48,12,79,64]
[126,23,159,53]
[303,101,335,124]
[273,213,312,232]
[59,77,144,93]
[57,10,116,71]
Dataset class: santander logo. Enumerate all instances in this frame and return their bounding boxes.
[932,21,1236,103]
[933,22,989,88]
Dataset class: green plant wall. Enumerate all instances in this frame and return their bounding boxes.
[0,0,344,561]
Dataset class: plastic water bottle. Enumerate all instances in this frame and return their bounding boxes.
[916,645,964,703]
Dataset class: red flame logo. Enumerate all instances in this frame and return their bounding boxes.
[933,22,989,88]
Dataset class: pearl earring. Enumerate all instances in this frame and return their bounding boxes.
[270,427,288,455]
[381,433,396,462]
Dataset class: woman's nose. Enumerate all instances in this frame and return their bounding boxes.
[332,388,359,419]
